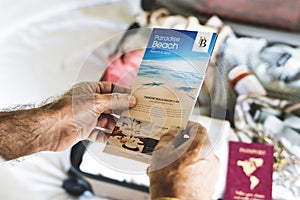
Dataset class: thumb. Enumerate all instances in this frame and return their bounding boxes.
[95,93,136,114]
[154,126,180,151]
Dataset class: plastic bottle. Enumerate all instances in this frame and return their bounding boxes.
[228,65,267,96]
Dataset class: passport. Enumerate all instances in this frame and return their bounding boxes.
[224,141,274,200]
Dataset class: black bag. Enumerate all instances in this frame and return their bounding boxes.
[63,141,149,199]
[142,0,300,31]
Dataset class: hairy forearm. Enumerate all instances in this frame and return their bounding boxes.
[0,81,128,160]
[0,106,58,160]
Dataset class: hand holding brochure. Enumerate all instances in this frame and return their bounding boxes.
[104,28,217,163]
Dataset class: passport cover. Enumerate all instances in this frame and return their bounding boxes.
[224,141,274,200]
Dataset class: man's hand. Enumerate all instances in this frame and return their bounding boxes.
[0,81,136,160]
[149,122,219,200]
[47,81,136,151]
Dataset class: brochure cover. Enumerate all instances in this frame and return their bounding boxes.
[224,141,274,200]
[104,28,217,163]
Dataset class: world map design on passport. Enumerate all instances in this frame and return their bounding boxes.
[237,157,264,190]
[225,141,274,200]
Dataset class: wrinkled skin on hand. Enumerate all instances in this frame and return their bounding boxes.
[48,81,136,151]
[149,122,220,200]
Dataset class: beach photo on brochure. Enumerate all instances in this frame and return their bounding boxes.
[103,28,217,163]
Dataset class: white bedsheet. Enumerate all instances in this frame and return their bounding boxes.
[0,0,140,108]
[0,0,140,199]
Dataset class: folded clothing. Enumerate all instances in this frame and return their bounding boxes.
[218,36,300,103]
[101,50,144,88]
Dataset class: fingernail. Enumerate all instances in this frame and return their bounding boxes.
[129,96,137,107]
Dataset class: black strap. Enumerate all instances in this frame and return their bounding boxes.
[68,141,149,193]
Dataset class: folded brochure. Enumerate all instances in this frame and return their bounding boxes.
[104,28,217,163]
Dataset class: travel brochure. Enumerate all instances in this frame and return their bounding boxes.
[104,28,217,163]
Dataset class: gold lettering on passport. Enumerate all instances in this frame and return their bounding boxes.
[239,147,266,155]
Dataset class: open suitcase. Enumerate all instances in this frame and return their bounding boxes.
[62,1,300,199]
